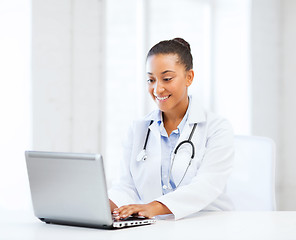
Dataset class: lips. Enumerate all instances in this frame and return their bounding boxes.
[155,95,171,101]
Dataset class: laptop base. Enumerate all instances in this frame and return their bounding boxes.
[39,217,156,229]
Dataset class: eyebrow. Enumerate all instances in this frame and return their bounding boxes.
[147,70,176,75]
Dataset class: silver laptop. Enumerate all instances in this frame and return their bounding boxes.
[25,151,156,229]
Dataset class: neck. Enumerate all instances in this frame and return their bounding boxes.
[162,96,189,131]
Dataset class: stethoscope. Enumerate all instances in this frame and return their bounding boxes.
[136,120,198,190]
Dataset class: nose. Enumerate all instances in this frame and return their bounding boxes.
[153,80,165,96]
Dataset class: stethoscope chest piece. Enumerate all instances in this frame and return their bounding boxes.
[136,149,147,162]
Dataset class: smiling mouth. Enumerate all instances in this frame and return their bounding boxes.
[155,95,171,101]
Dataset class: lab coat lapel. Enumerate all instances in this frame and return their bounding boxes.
[143,119,163,200]
[173,96,205,148]
[170,96,206,185]
[149,119,161,139]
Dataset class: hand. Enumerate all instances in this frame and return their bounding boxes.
[113,201,171,219]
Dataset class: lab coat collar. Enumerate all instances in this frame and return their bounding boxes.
[187,96,206,124]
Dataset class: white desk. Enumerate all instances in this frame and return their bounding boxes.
[1,210,296,240]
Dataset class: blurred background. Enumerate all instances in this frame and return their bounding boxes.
[0,0,295,214]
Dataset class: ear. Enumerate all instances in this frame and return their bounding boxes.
[186,69,194,87]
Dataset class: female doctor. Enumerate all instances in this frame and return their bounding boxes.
[109,38,234,220]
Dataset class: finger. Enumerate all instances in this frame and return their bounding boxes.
[113,208,119,214]
[138,211,144,216]
[118,206,141,219]
[119,207,137,218]
[138,210,150,218]
[117,204,138,214]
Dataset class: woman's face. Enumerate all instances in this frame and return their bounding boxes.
[146,54,193,114]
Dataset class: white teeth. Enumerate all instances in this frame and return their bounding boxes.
[156,95,169,101]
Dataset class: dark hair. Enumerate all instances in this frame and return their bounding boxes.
[146,38,193,71]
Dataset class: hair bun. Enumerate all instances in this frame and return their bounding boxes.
[173,38,191,52]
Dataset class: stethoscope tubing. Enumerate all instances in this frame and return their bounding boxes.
[143,120,154,150]
[141,121,198,190]
[174,139,195,159]
[168,123,197,189]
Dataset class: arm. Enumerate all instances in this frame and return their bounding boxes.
[155,119,234,220]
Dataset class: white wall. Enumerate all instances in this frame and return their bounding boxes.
[250,0,282,207]
[251,0,296,210]
[279,0,296,210]
[32,0,106,155]
[250,0,296,210]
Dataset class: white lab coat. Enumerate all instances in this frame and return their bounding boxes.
[108,96,234,220]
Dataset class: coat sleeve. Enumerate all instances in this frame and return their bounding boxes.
[108,123,141,207]
[155,118,234,220]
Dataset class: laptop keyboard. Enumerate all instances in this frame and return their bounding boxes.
[113,215,147,222]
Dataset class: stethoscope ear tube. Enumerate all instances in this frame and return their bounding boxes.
[143,120,154,151]
[188,123,197,141]
[137,120,154,162]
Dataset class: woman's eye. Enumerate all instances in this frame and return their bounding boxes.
[147,79,154,83]
[163,78,172,81]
